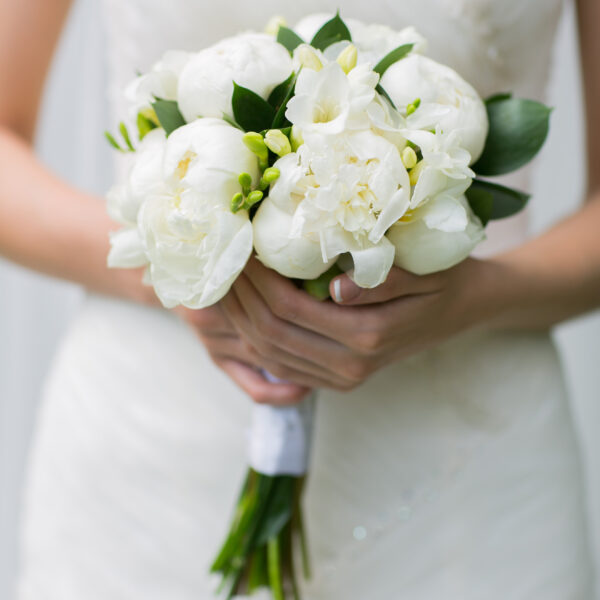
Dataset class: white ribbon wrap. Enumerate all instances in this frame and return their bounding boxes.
[248,391,316,477]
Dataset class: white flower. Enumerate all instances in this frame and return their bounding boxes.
[381,54,488,162]
[107,129,167,269]
[257,131,410,288]
[125,50,190,114]
[107,129,167,227]
[110,118,259,309]
[387,194,485,275]
[177,33,293,122]
[293,14,426,64]
[253,198,335,280]
[345,21,426,63]
[285,62,378,136]
[405,128,474,211]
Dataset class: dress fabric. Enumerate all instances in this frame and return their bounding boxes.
[16,0,595,598]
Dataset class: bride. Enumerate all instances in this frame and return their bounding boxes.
[2,0,598,598]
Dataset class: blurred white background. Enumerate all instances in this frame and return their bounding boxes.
[0,1,598,598]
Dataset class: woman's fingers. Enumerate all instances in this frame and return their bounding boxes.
[214,356,310,406]
[243,257,362,345]
[174,303,236,336]
[222,284,358,389]
[330,267,444,305]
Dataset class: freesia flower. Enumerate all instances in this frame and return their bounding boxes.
[404,127,474,211]
[177,33,293,122]
[285,61,379,136]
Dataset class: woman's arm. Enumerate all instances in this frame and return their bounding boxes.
[0,0,153,303]
[0,0,308,404]
[223,1,600,389]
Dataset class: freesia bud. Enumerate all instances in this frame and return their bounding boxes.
[246,190,264,208]
[139,107,160,126]
[406,98,421,116]
[336,44,358,74]
[409,160,425,186]
[264,129,292,157]
[231,192,244,213]
[238,172,253,196]
[265,15,287,36]
[290,125,304,151]
[242,132,269,168]
[294,45,323,71]
[401,146,418,169]
[260,167,281,190]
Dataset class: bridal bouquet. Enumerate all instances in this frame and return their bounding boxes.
[105,12,551,599]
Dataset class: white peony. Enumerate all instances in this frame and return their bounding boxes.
[107,129,167,269]
[293,14,426,64]
[344,21,426,63]
[125,50,191,115]
[253,198,335,280]
[387,194,485,275]
[110,118,259,309]
[381,54,488,162]
[177,33,293,123]
[255,130,411,288]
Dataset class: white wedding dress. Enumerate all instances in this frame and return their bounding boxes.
[16,1,595,598]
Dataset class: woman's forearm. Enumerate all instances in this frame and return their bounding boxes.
[482,193,600,330]
[0,127,155,304]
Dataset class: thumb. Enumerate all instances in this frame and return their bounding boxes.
[330,267,439,305]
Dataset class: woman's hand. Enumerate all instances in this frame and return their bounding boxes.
[174,303,311,405]
[221,257,494,391]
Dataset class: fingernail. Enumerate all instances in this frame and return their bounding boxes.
[332,277,361,303]
[333,278,343,303]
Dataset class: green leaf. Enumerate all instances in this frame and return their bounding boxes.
[221,113,243,131]
[472,97,552,176]
[136,112,157,140]
[151,99,186,136]
[466,178,530,225]
[276,26,305,54]
[373,43,414,77]
[119,122,135,151]
[268,73,295,110]
[485,92,512,104]
[271,72,299,129]
[310,12,352,51]
[104,131,124,152]
[375,83,396,109]
[465,185,494,226]
[232,82,276,132]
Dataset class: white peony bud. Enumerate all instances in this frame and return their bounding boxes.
[382,54,488,162]
[177,33,293,122]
